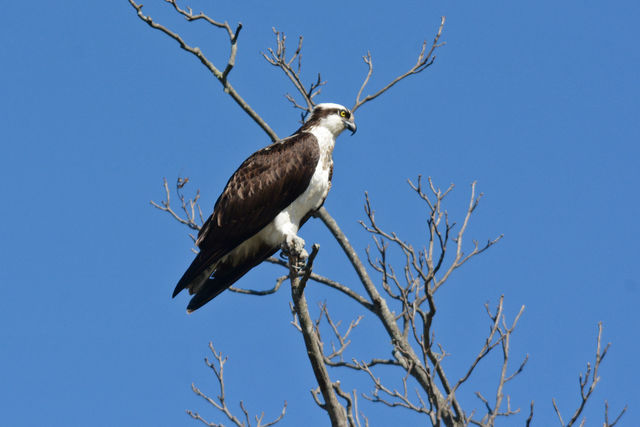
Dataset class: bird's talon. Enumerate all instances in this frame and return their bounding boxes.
[282,235,308,267]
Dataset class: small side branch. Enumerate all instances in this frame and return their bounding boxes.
[551,323,625,427]
[228,275,288,296]
[486,301,526,425]
[187,342,287,427]
[358,360,434,420]
[352,16,446,112]
[525,401,534,427]
[317,302,364,365]
[265,257,375,311]
[464,300,527,426]
[433,181,503,293]
[451,297,507,396]
[604,401,627,427]
[151,177,204,235]
[262,28,325,117]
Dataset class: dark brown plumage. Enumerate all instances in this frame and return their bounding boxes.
[173,132,321,312]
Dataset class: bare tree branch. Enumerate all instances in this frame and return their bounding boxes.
[358,360,435,422]
[433,181,503,293]
[187,342,287,427]
[525,401,534,427]
[352,16,446,112]
[332,382,370,427]
[228,275,288,296]
[285,243,349,427]
[127,0,279,141]
[552,398,566,426]
[551,323,624,427]
[151,177,204,232]
[486,303,526,426]
[317,303,363,362]
[262,29,325,117]
[604,401,627,427]
[265,256,375,311]
[451,298,506,396]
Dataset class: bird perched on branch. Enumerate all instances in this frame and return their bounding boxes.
[173,103,357,312]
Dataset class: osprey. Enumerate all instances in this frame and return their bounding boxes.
[173,103,357,312]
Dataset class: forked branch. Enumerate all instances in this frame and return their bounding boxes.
[352,16,446,112]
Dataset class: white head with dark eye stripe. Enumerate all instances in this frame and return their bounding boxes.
[302,103,357,137]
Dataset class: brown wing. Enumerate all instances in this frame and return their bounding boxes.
[173,132,320,297]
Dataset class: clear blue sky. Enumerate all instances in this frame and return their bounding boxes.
[1,1,638,426]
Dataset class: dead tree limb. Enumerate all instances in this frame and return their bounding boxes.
[127,0,279,141]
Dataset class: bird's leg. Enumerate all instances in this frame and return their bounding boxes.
[281,234,309,270]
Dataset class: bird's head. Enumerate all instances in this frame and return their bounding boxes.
[304,103,357,137]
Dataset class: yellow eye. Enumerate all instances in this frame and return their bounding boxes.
[340,110,346,117]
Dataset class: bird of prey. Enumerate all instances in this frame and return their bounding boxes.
[173,103,357,312]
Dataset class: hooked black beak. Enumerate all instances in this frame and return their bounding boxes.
[344,119,357,135]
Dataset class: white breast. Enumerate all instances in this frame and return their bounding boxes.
[265,127,335,244]
[221,128,335,265]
